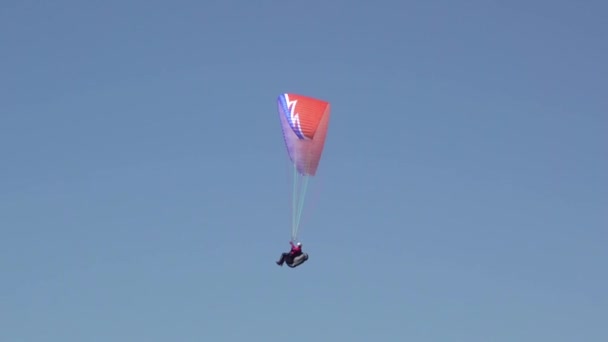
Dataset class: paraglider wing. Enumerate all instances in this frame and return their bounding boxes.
[277,93,331,176]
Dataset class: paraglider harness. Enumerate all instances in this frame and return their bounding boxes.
[285,251,309,268]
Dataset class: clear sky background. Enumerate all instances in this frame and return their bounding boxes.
[1,1,606,341]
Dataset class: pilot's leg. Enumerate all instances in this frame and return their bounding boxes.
[276,252,288,265]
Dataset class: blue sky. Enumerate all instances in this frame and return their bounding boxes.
[1,0,606,341]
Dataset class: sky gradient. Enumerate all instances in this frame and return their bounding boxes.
[1,1,607,341]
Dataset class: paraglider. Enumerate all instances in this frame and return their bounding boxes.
[276,241,308,268]
[275,93,330,268]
